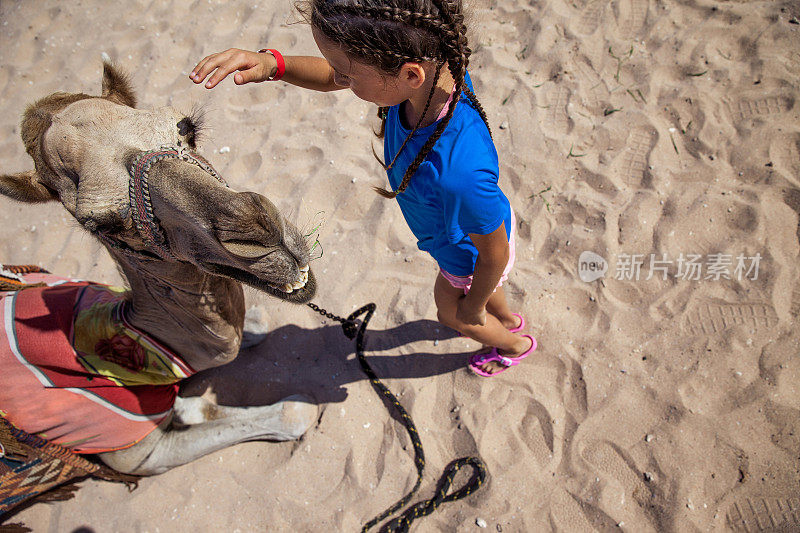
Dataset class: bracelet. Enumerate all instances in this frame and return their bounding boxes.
[257,48,285,81]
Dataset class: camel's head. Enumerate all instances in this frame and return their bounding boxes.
[0,62,316,303]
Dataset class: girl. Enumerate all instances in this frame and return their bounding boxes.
[189,0,536,376]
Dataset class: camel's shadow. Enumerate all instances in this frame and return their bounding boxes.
[179,318,472,409]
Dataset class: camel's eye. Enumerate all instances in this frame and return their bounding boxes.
[219,239,271,259]
[216,225,279,259]
[214,192,283,255]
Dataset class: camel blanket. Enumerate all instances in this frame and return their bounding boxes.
[0,271,195,453]
[1,415,138,519]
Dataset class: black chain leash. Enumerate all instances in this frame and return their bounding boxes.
[306,302,487,532]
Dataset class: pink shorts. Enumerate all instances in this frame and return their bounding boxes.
[440,210,517,294]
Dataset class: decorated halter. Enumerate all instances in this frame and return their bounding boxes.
[101,145,227,261]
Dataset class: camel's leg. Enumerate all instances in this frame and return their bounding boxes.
[98,394,318,475]
[240,305,270,349]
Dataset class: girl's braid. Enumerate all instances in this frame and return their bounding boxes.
[463,87,492,138]
[438,0,492,138]
[380,0,471,198]
[370,66,440,172]
[312,2,439,66]
[384,63,442,171]
[308,0,491,198]
[333,4,464,47]
[431,0,492,138]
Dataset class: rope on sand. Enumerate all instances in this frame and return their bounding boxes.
[307,302,487,532]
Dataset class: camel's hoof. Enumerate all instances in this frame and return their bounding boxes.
[277,394,318,440]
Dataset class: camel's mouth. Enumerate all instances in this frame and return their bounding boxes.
[205,262,317,304]
[270,264,310,294]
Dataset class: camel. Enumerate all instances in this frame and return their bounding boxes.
[0,62,320,477]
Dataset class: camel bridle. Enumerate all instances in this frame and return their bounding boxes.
[124,145,227,261]
[91,144,226,261]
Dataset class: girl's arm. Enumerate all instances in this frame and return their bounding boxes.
[458,223,510,326]
[190,48,342,92]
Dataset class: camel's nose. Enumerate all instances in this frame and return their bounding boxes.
[283,218,310,267]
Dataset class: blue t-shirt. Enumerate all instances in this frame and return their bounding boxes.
[384,73,512,276]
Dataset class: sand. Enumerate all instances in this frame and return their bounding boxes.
[2,0,800,531]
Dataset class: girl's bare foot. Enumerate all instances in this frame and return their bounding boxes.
[499,313,522,331]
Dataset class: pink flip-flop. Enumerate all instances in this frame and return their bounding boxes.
[507,313,525,333]
[468,334,537,377]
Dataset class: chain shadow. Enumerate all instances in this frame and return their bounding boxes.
[179,318,475,408]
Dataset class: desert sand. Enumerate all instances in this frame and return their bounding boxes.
[2,0,800,531]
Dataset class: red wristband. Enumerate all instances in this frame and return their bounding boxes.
[258,48,285,81]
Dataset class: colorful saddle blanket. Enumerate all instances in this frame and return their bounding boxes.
[0,269,195,453]
[0,415,138,519]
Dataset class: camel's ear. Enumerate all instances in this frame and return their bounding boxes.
[102,61,137,108]
[0,170,58,203]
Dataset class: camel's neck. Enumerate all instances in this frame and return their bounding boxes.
[112,251,245,372]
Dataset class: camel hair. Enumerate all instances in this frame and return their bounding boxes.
[0,62,320,475]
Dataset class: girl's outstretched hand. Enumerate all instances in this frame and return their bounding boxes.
[189,48,276,88]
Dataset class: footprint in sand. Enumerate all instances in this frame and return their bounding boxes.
[615,0,648,39]
[222,150,263,185]
[575,0,608,36]
[573,162,619,197]
[725,95,794,125]
[659,98,711,162]
[561,349,589,422]
[542,85,572,137]
[770,133,800,189]
[580,440,657,531]
[573,57,610,114]
[782,189,800,247]
[612,125,658,187]
[726,497,800,532]
[481,390,559,474]
[656,193,761,261]
[581,441,651,503]
[759,338,800,412]
[791,280,800,319]
[539,195,608,265]
[682,301,779,336]
[617,190,660,250]
[549,486,607,533]
[459,370,561,474]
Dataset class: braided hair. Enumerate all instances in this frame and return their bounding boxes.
[297,0,492,198]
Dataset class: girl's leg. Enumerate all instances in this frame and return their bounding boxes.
[485,286,522,331]
[434,273,532,375]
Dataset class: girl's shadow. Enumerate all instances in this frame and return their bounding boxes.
[179,318,473,408]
